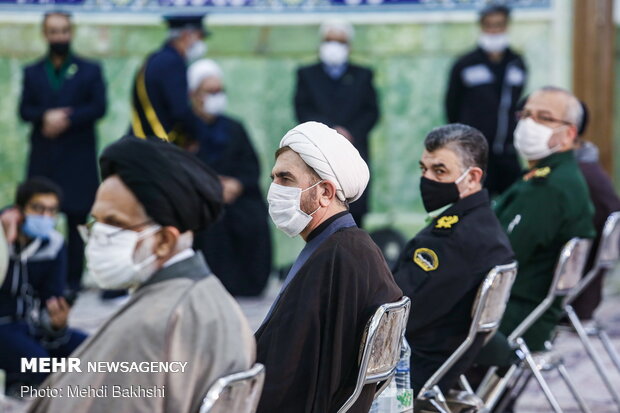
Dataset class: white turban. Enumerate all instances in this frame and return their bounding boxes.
[319,19,355,41]
[280,122,369,203]
[187,59,222,92]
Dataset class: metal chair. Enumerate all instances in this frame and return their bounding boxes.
[337,296,411,413]
[414,262,518,413]
[199,363,265,413]
[477,238,592,413]
[563,212,620,410]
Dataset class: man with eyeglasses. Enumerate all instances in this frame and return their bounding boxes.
[28,135,255,413]
[0,177,87,392]
[445,4,526,195]
[488,86,595,353]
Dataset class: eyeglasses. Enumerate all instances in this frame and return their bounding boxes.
[516,110,573,126]
[78,220,156,245]
[26,202,59,215]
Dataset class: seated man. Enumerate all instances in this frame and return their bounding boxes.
[255,122,402,413]
[0,178,87,389]
[392,124,514,396]
[28,136,255,413]
[494,86,595,351]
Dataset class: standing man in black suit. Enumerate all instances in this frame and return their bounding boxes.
[445,4,527,195]
[294,19,379,226]
[19,11,107,294]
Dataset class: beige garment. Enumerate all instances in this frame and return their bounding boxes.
[28,253,255,413]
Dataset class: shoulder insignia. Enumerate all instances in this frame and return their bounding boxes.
[523,166,552,181]
[435,215,459,229]
[412,248,439,272]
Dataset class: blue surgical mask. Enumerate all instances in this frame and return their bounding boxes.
[22,214,56,240]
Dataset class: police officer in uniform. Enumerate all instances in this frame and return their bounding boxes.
[445,4,526,194]
[493,86,595,351]
[393,124,514,396]
[131,14,207,145]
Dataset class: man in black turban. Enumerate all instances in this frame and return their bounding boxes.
[28,135,256,413]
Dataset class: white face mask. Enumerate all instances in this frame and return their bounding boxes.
[514,118,563,161]
[186,40,207,63]
[85,223,161,290]
[319,41,349,66]
[203,92,227,116]
[478,33,509,53]
[267,181,323,237]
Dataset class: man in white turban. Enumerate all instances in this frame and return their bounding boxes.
[255,122,402,413]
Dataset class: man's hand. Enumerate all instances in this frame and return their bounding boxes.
[0,207,21,244]
[46,297,70,330]
[42,108,72,139]
[334,126,354,143]
[220,176,243,204]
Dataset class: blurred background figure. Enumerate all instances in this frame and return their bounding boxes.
[571,100,620,321]
[294,19,379,226]
[0,178,86,392]
[188,59,272,297]
[131,14,207,146]
[19,11,107,294]
[445,4,526,195]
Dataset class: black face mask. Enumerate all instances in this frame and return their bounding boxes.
[419,176,461,212]
[49,42,70,57]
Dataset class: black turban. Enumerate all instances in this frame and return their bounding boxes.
[99,135,222,232]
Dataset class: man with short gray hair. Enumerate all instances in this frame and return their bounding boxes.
[393,123,514,396]
[492,86,595,351]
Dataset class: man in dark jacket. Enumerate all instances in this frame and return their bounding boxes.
[294,19,379,226]
[0,178,86,389]
[393,124,514,396]
[19,11,106,292]
[130,14,207,146]
[445,5,526,194]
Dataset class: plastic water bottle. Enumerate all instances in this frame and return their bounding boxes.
[395,339,411,390]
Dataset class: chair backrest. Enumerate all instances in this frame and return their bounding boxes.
[474,262,519,333]
[553,238,591,295]
[594,211,620,268]
[418,262,517,398]
[199,363,265,413]
[508,238,591,343]
[337,296,411,413]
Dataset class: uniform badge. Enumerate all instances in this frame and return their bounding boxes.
[412,248,439,272]
[66,63,79,79]
[524,166,551,181]
[435,215,459,229]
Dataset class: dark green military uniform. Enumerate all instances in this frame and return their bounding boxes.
[495,150,595,351]
[393,189,514,396]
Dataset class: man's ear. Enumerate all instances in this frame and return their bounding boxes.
[154,226,181,258]
[318,181,338,207]
[470,167,484,186]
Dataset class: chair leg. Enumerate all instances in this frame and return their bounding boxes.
[516,338,563,413]
[596,326,620,373]
[459,375,475,395]
[481,364,521,412]
[475,367,498,399]
[566,306,620,410]
[556,362,592,413]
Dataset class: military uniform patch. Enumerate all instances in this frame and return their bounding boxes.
[524,166,552,181]
[435,215,459,229]
[413,248,439,272]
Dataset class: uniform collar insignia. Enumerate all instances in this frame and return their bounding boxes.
[523,166,552,181]
[435,215,459,229]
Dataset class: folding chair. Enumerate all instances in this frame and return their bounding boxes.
[563,212,620,410]
[477,238,592,413]
[414,262,518,413]
[337,296,411,413]
[199,363,265,413]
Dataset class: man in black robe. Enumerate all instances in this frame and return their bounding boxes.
[255,122,402,413]
[188,59,272,296]
[392,124,514,396]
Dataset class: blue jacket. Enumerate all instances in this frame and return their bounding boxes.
[0,231,67,325]
[131,43,197,144]
[19,54,106,215]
